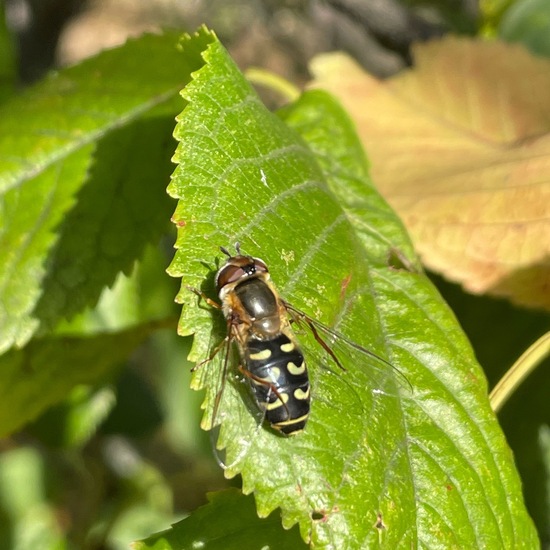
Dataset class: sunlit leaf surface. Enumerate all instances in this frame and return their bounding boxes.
[0,32,193,353]
[167,29,538,548]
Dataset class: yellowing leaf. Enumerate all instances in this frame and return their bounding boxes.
[310,37,550,310]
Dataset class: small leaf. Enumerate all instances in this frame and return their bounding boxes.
[0,324,152,437]
[28,385,117,448]
[500,0,550,57]
[310,37,550,310]
[0,447,68,549]
[0,30,203,353]
[168,30,538,548]
[134,489,306,550]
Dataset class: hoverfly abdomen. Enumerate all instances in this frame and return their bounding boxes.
[246,333,310,435]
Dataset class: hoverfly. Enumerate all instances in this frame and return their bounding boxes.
[189,244,409,437]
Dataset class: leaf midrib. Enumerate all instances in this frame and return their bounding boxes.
[0,87,180,194]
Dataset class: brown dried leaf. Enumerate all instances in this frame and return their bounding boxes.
[310,37,550,309]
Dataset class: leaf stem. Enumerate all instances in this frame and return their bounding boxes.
[245,68,300,102]
[490,331,550,413]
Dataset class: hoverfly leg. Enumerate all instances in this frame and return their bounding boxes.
[191,337,228,372]
[186,285,222,310]
[304,318,346,372]
[286,305,346,372]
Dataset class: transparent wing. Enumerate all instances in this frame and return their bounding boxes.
[283,301,412,398]
[194,324,267,469]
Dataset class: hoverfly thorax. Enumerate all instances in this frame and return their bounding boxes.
[216,251,282,337]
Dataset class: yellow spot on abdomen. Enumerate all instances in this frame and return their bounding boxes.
[287,361,306,375]
[266,392,289,410]
[280,342,295,353]
[294,387,310,400]
[249,348,272,361]
[275,413,309,426]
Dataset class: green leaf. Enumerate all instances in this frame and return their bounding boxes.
[0,2,17,103]
[168,30,538,548]
[27,385,117,448]
[0,447,68,549]
[0,30,205,353]
[500,0,550,57]
[0,324,152,437]
[135,488,306,549]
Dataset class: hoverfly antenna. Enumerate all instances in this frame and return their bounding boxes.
[220,246,232,258]
[235,242,242,255]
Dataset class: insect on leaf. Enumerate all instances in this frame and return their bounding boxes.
[168,27,538,549]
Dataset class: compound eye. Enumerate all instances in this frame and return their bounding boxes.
[253,258,268,273]
[216,265,246,290]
